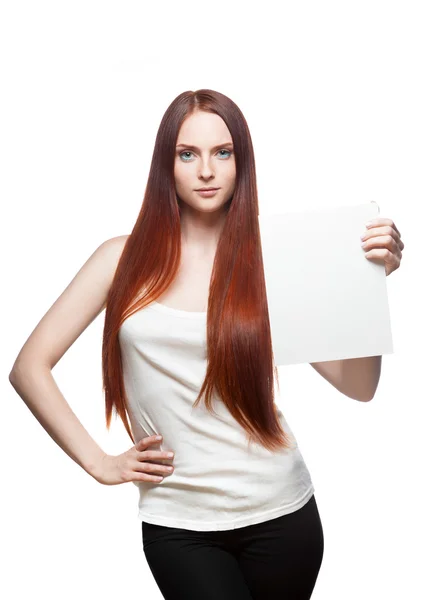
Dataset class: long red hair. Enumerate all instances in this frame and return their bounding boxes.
[102,89,292,452]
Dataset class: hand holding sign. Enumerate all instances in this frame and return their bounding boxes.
[360,218,404,276]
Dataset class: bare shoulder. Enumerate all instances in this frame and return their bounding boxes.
[101,234,130,269]
[86,234,130,290]
[105,233,130,248]
[10,234,131,373]
[102,233,130,254]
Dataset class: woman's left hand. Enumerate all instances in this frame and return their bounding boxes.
[360,217,404,276]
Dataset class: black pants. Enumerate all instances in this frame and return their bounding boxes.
[142,494,324,599]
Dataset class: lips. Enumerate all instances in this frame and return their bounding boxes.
[195,187,219,191]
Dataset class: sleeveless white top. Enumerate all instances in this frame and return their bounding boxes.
[118,300,315,531]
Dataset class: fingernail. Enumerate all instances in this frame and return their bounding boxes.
[365,221,374,228]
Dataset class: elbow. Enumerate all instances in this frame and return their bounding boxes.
[9,360,26,388]
[356,357,382,402]
[9,363,17,383]
[9,367,20,388]
[341,379,379,402]
[347,390,375,402]
[359,384,379,402]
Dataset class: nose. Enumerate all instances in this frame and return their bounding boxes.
[198,156,215,180]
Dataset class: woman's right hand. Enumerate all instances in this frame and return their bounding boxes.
[94,435,174,486]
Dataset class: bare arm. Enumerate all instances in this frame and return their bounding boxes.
[310,356,382,402]
[9,235,129,480]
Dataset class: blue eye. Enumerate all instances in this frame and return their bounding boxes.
[179,149,232,161]
[180,151,194,161]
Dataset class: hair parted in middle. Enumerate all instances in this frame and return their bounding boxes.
[102,88,293,453]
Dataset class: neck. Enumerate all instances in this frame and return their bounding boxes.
[179,206,227,256]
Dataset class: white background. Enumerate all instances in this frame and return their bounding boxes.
[2,1,424,598]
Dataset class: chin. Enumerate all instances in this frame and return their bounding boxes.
[195,204,226,213]
[179,197,229,211]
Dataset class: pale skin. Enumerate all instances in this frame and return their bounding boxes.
[9,109,404,486]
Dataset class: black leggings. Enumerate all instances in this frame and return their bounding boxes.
[142,494,324,599]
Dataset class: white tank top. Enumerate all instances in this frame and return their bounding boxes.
[118,300,315,531]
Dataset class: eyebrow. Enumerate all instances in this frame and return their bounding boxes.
[176,142,234,151]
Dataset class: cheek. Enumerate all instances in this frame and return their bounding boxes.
[174,164,191,188]
[224,167,236,189]
[223,160,236,179]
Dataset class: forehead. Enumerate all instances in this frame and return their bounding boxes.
[176,111,231,146]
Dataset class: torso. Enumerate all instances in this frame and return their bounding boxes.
[119,234,215,313]
[154,243,215,312]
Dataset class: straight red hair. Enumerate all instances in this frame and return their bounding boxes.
[102,89,292,452]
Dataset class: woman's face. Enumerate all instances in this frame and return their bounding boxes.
[174,110,236,213]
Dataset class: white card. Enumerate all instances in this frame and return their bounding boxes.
[259,201,393,366]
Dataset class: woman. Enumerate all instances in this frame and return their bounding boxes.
[9,89,404,599]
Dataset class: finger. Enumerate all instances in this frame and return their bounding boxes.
[135,461,172,476]
[364,248,400,266]
[361,234,399,254]
[135,461,161,472]
[137,435,161,448]
[363,226,401,246]
[139,449,173,461]
[138,473,164,483]
[366,218,401,238]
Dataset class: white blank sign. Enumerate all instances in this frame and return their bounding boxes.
[259,201,393,366]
